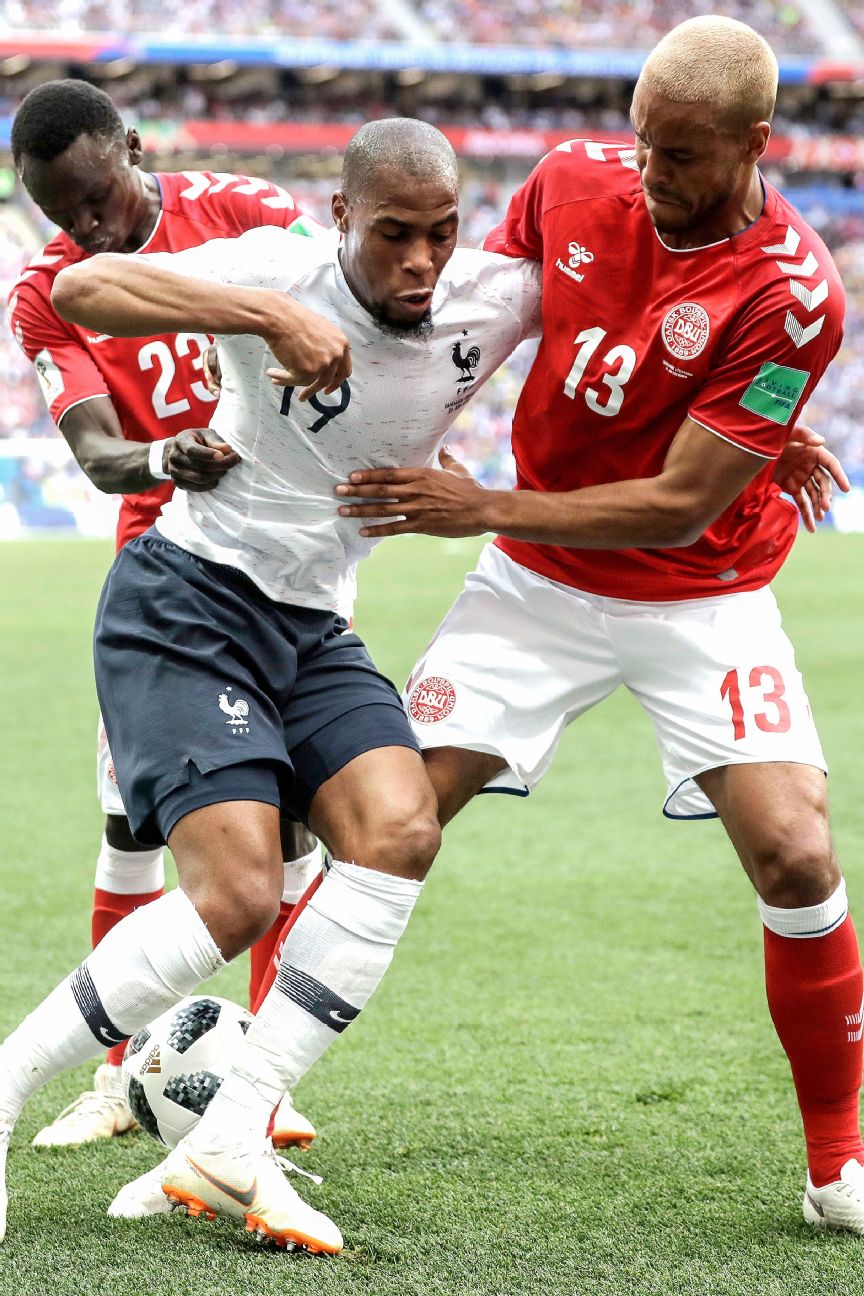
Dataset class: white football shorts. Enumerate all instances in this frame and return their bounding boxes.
[405,543,826,819]
[97,713,127,816]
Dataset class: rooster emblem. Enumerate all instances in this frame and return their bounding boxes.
[218,692,250,726]
[451,340,480,383]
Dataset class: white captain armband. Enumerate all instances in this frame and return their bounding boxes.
[148,438,172,481]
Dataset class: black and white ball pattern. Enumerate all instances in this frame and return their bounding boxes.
[122,995,252,1148]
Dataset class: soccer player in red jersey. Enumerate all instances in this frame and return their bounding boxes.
[338,18,864,1234]
[8,80,320,1152]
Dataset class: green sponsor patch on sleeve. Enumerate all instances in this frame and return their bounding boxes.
[739,362,809,426]
[287,215,323,238]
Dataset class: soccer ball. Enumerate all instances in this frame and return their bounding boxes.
[122,995,252,1148]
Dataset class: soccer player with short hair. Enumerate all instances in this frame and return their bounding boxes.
[8,79,324,1152]
[337,17,864,1236]
[0,118,544,1250]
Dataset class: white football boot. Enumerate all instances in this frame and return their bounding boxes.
[0,1121,10,1242]
[803,1158,864,1234]
[108,1143,322,1220]
[160,1137,342,1253]
[108,1161,171,1218]
[32,1064,139,1147]
[271,1094,316,1150]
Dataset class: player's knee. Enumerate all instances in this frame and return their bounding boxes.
[186,852,282,961]
[367,805,441,879]
[751,818,838,908]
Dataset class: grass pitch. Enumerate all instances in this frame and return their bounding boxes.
[0,531,863,1296]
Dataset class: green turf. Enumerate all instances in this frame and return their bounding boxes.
[0,531,863,1296]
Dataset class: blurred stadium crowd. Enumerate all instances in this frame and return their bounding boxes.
[0,0,839,51]
[1,0,863,531]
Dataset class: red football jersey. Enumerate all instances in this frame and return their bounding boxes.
[484,140,844,600]
[9,171,321,550]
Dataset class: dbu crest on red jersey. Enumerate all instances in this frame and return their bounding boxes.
[661,302,710,360]
[408,676,456,724]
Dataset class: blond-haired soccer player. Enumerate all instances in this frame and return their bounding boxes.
[340,18,864,1236]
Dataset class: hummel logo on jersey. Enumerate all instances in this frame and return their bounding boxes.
[218,688,250,734]
[555,241,594,284]
[451,340,480,383]
[568,242,594,269]
[85,333,112,344]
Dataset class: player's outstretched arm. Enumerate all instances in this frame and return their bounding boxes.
[52,255,351,401]
[336,419,766,549]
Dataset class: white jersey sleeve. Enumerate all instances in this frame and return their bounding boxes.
[456,252,542,344]
[139,226,337,292]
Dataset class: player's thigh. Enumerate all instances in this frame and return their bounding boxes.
[405,544,621,794]
[621,585,826,820]
[309,744,440,879]
[279,616,438,874]
[696,761,836,905]
[423,746,509,827]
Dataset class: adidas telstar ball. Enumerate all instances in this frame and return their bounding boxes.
[121,995,252,1148]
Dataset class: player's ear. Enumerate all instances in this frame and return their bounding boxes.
[126,128,143,166]
[743,121,770,165]
[332,191,348,233]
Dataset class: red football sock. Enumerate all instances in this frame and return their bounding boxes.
[92,885,164,1067]
[764,914,864,1186]
[252,872,325,1014]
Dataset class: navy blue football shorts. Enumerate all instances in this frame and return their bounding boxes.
[94,531,419,846]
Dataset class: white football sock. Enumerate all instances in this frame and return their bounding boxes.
[192,860,422,1145]
[0,890,224,1125]
[95,834,165,894]
[282,846,322,905]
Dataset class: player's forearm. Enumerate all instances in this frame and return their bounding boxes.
[70,429,168,494]
[480,477,709,549]
[52,256,288,342]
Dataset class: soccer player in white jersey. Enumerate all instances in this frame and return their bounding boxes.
[336,19,864,1238]
[0,119,541,1252]
[8,80,322,1152]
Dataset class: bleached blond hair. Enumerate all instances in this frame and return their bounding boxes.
[638,16,778,133]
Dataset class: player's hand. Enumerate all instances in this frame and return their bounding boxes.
[264,300,351,403]
[203,345,221,396]
[335,447,489,538]
[164,429,241,491]
[773,422,850,534]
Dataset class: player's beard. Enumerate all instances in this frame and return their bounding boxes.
[372,308,434,340]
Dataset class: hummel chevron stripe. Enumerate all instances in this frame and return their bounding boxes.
[784,312,825,348]
[789,278,829,312]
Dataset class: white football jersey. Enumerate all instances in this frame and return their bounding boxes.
[147,227,541,612]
